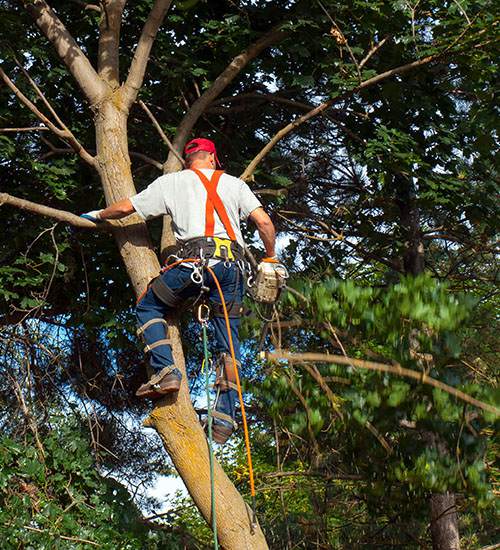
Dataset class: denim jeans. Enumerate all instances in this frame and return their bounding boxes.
[136,262,243,424]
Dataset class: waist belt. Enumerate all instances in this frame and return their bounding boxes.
[177,237,244,262]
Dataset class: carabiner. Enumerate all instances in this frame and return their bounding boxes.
[197,303,211,324]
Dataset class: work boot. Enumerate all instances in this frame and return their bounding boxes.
[135,366,182,399]
[203,411,237,445]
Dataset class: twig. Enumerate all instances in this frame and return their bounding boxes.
[0,126,49,132]
[263,350,500,416]
[317,0,361,82]
[359,35,391,69]
[138,100,184,167]
[20,525,99,546]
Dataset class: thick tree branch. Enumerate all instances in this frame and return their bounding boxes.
[164,26,288,172]
[0,192,110,230]
[98,0,126,87]
[264,350,500,416]
[0,66,96,166]
[21,0,108,105]
[123,0,174,108]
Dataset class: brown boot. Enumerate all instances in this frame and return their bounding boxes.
[136,366,181,399]
[204,411,238,445]
[215,353,240,392]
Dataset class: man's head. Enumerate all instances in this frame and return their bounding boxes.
[184,138,221,169]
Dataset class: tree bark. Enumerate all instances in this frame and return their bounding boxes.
[430,492,460,550]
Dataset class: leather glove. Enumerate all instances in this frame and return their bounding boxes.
[80,209,104,222]
[258,257,288,281]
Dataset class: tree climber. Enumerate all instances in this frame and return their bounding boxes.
[81,138,281,443]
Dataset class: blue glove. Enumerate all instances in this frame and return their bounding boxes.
[80,209,104,222]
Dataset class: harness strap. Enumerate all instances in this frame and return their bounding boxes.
[211,300,243,319]
[144,339,171,353]
[191,169,237,241]
[151,276,182,307]
[137,317,169,337]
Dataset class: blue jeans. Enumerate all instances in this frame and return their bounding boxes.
[136,262,243,423]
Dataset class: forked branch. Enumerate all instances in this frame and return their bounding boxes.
[0,66,95,166]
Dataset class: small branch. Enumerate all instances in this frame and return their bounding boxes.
[21,525,98,547]
[138,100,184,167]
[359,35,391,69]
[123,0,174,108]
[317,0,361,81]
[0,126,49,133]
[261,471,363,481]
[263,350,500,416]
[0,192,111,230]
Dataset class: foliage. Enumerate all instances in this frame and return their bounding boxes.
[0,419,178,549]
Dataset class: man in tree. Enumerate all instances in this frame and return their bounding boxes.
[82,138,278,443]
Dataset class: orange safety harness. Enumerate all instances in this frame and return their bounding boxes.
[190,169,237,241]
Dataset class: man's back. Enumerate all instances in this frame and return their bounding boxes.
[130,169,261,247]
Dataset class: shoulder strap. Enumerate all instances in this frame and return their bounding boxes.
[191,169,237,241]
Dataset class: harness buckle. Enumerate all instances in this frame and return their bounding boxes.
[213,237,235,261]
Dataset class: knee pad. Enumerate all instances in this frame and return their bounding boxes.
[136,317,171,354]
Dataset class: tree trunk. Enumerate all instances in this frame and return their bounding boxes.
[430,492,460,550]
[395,173,460,550]
[94,94,268,549]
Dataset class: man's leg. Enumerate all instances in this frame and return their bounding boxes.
[135,266,194,399]
[208,262,243,442]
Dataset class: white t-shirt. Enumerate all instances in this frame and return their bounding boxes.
[130,169,262,247]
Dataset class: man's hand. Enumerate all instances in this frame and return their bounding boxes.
[258,256,288,281]
[80,209,104,222]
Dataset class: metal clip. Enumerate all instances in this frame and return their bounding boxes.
[197,303,210,324]
[191,266,203,285]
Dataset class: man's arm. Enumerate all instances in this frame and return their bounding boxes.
[81,198,135,222]
[100,198,135,220]
[248,207,276,258]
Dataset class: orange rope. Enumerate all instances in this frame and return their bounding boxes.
[206,266,256,502]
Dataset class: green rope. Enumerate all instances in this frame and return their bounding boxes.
[202,322,219,550]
